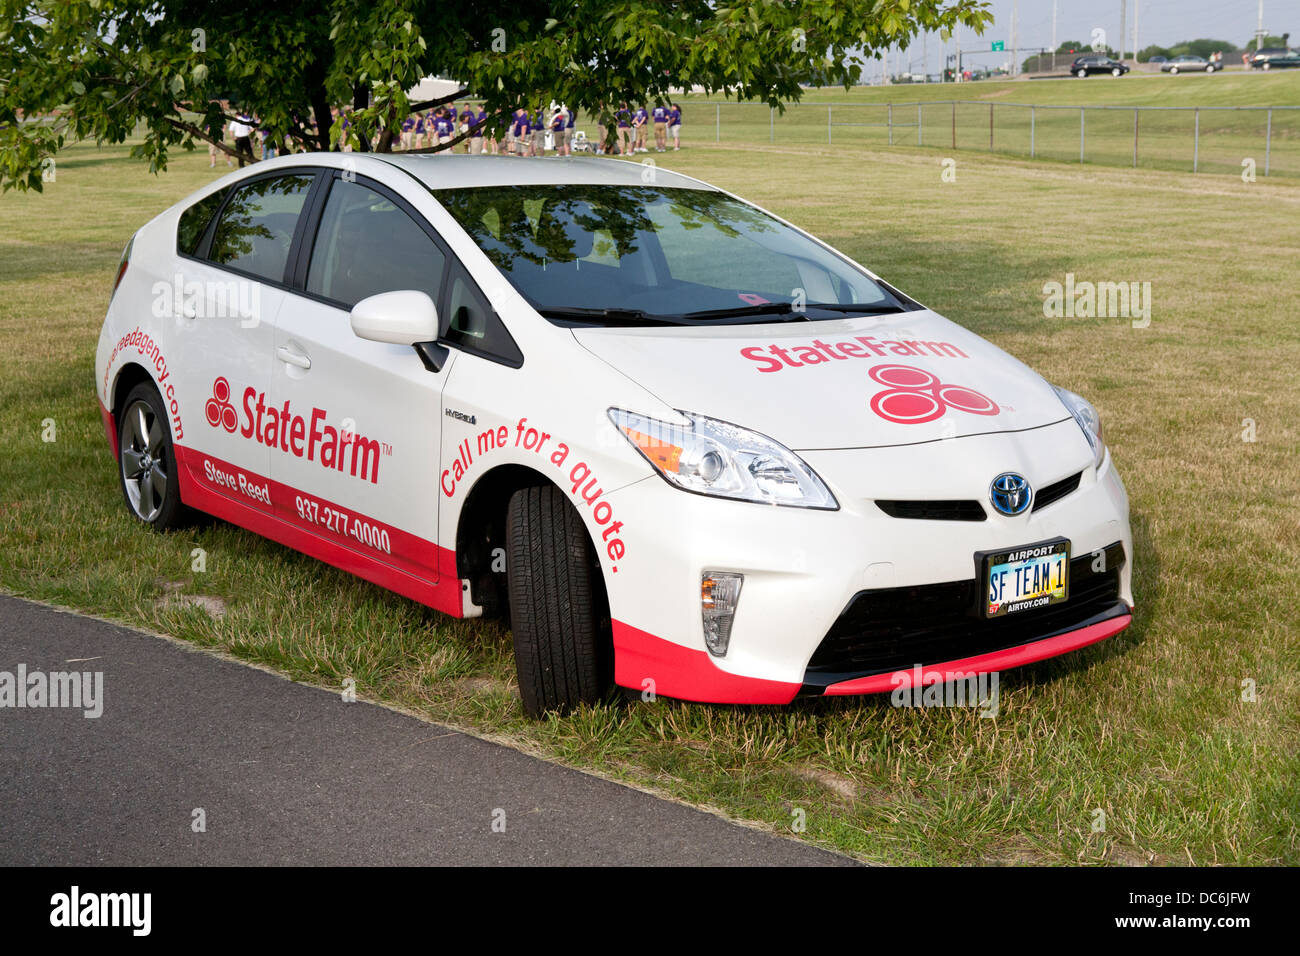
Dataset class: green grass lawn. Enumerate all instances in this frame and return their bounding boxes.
[1,136,1298,865]
[675,72,1300,177]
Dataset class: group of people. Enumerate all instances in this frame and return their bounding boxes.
[206,99,685,167]
[450,100,685,157]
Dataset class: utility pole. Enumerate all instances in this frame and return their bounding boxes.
[882,45,889,85]
[1011,0,1019,76]
[1256,0,1266,50]
[1051,0,1058,56]
[1120,0,1127,60]
[1134,1,1140,64]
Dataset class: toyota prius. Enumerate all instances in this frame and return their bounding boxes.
[97,154,1133,716]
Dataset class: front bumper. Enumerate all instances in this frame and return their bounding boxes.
[600,420,1134,704]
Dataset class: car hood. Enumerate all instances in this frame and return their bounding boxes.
[572,310,1071,450]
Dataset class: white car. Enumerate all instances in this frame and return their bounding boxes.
[96,154,1134,715]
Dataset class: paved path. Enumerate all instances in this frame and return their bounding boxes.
[0,595,852,866]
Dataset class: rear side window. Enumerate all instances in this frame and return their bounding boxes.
[208,174,315,283]
[443,262,522,366]
[306,178,445,308]
[177,190,225,256]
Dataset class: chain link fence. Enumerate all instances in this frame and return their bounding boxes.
[677,100,1300,178]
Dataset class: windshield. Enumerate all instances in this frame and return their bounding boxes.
[433,185,912,325]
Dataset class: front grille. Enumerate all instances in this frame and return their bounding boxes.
[875,499,986,522]
[802,542,1126,688]
[1033,471,1082,512]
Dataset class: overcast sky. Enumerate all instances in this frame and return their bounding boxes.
[883,0,1291,74]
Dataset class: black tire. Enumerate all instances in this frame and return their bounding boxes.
[506,485,611,717]
[116,382,190,531]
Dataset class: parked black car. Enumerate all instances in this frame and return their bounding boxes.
[1072,55,1130,77]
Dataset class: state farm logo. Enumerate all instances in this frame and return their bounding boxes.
[205,377,238,432]
[202,376,389,484]
[868,364,999,425]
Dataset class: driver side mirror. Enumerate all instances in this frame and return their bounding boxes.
[350,290,439,346]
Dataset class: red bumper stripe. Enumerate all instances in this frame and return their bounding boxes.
[822,613,1132,696]
[612,620,801,705]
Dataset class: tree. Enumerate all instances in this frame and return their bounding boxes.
[1137,44,1170,62]
[1246,34,1289,52]
[1181,38,1237,58]
[0,0,993,191]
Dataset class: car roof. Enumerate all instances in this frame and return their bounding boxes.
[371,154,715,192]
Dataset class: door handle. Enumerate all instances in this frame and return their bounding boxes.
[276,345,311,370]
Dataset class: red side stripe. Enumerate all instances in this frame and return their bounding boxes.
[171,443,464,617]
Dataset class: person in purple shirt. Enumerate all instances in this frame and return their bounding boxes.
[633,106,648,153]
[401,114,416,150]
[550,106,568,156]
[466,105,485,154]
[565,105,576,155]
[651,103,669,152]
[669,102,682,151]
[510,108,530,156]
[531,105,545,156]
[433,108,454,148]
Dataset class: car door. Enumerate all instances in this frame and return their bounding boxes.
[171,169,319,514]
[268,170,453,595]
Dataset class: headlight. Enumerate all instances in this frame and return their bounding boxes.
[608,408,838,510]
[1052,386,1106,469]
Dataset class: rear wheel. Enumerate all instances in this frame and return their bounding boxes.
[1170,66,1179,74]
[506,485,612,717]
[117,383,189,531]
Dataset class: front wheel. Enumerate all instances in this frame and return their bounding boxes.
[1262,62,1271,71]
[117,383,190,531]
[1170,66,1179,74]
[1112,67,1122,76]
[506,485,612,717]
[1206,64,1216,73]
[1077,68,1088,78]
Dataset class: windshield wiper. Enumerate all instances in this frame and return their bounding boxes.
[804,302,905,314]
[537,306,689,327]
[676,302,808,322]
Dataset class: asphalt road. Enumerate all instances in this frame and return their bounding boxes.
[0,594,851,866]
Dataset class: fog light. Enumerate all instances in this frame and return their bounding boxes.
[701,572,743,657]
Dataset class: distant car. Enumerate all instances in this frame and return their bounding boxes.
[1072,56,1129,77]
[1250,49,1300,70]
[1162,55,1220,74]
[1148,56,1168,65]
